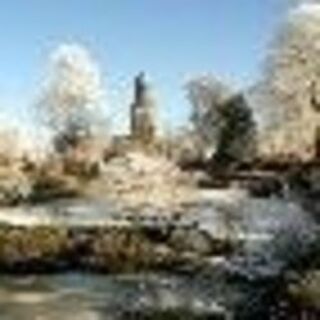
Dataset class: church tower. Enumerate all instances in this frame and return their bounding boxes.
[130,72,156,145]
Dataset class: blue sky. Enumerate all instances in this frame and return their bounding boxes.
[0,0,290,134]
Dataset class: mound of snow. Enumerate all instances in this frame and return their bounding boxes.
[87,152,195,210]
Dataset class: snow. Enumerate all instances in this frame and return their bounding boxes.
[88,152,196,210]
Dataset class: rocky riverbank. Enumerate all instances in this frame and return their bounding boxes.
[0,193,318,318]
[0,195,237,273]
[0,224,231,274]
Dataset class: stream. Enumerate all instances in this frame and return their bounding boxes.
[0,192,318,319]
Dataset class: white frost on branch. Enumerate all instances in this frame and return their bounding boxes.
[186,75,257,165]
[290,2,320,21]
[38,43,106,132]
[257,1,320,159]
[186,75,234,158]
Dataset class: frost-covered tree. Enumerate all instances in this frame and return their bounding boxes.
[257,2,320,158]
[213,93,257,167]
[186,76,257,168]
[37,43,106,152]
[186,76,233,158]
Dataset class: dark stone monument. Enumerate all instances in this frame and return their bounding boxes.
[315,127,320,159]
[130,72,156,145]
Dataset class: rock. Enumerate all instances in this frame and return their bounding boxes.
[247,176,284,198]
[168,228,213,255]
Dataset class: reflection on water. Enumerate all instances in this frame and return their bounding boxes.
[0,273,226,320]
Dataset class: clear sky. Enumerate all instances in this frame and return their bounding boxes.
[0,0,290,135]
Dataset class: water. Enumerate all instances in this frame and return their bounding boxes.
[0,273,226,320]
[0,195,318,319]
